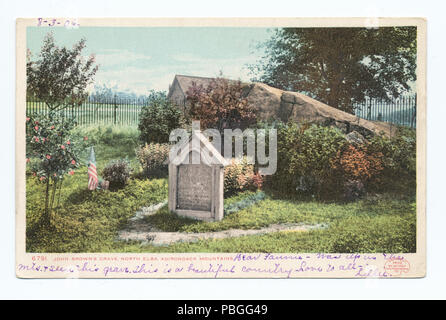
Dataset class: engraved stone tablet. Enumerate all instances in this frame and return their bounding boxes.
[177,164,212,211]
[168,131,229,221]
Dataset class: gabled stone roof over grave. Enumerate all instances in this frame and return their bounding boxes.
[168,130,229,167]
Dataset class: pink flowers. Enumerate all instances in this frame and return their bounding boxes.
[34,126,39,131]
[60,145,66,150]
[39,176,45,181]
[66,140,71,145]
[83,136,88,141]
[34,137,39,142]
[46,154,51,160]
[71,160,76,165]
[26,158,30,163]
[26,117,30,122]
[68,170,75,176]
[50,125,55,129]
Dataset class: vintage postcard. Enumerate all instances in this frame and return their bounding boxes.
[16,17,426,278]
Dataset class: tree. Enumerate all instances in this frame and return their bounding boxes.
[90,84,150,103]
[27,32,99,111]
[249,27,417,113]
[26,32,98,225]
[185,78,256,133]
[138,91,184,144]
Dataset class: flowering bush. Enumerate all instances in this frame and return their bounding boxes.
[224,157,263,197]
[101,159,132,190]
[328,144,384,200]
[26,112,86,222]
[26,113,82,180]
[135,143,170,178]
[331,145,384,182]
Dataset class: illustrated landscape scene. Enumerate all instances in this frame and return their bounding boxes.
[25,26,417,253]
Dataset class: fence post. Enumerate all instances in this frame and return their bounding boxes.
[113,94,118,125]
[367,98,372,120]
[411,94,417,128]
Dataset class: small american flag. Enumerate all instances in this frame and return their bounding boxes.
[87,146,98,190]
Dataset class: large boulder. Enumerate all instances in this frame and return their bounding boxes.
[243,82,394,138]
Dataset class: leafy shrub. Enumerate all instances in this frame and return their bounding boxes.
[329,144,384,200]
[269,122,347,199]
[26,113,82,181]
[185,77,256,132]
[268,122,415,200]
[26,112,87,222]
[135,143,170,178]
[331,145,384,182]
[342,180,365,201]
[101,159,132,190]
[367,126,416,193]
[138,91,184,144]
[224,157,263,197]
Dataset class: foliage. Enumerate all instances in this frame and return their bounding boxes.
[135,143,170,178]
[26,112,87,222]
[367,126,416,193]
[101,158,132,190]
[250,27,417,113]
[25,122,417,254]
[331,145,384,181]
[186,77,256,132]
[26,177,168,252]
[329,144,384,200]
[269,122,415,200]
[138,91,184,144]
[90,84,150,103]
[224,157,263,197]
[26,32,98,111]
[342,180,366,202]
[270,122,347,199]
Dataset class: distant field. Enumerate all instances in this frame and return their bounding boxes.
[26,101,144,126]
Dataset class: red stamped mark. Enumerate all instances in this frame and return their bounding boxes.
[384,258,410,276]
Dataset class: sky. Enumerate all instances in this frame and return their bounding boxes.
[27,27,272,95]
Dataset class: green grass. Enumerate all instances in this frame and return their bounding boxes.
[26,172,168,252]
[115,213,415,253]
[71,125,141,170]
[133,193,415,253]
[25,125,417,253]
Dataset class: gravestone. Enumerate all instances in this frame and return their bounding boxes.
[168,131,229,221]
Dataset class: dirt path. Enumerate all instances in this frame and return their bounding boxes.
[118,203,326,245]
